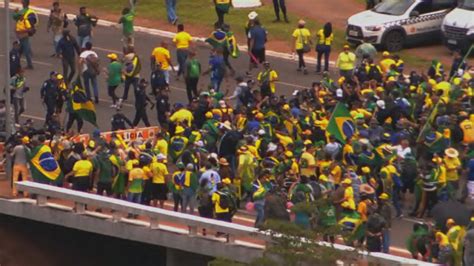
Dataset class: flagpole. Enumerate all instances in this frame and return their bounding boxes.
[4,0,13,184]
[4,0,12,137]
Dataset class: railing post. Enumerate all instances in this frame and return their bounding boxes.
[36,195,47,206]
[188,225,198,236]
[227,234,235,244]
[111,211,121,223]
[74,202,86,214]
[150,218,160,229]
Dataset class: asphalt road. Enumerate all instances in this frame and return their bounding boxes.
[0,9,422,253]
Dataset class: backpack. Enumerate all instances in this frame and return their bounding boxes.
[86,54,100,76]
[188,60,201,79]
[238,85,252,106]
[217,191,231,209]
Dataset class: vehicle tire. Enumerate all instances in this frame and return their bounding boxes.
[383,30,405,52]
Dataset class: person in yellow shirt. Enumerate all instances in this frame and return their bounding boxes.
[292,19,312,74]
[336,45,356,80]
[150,154,169,208]
[379,51,396,73]
[151,41,175,84]
[65,153,93,192]
[212,183,231,222]
[173,24,193,79]
[169,103,194,127]
[257,61,279,98]
[300,140,317,178]
[444,148,461,199]
[338,178,356,214]
[127,162,146,204]
[153,132,169,157]
[316,22,333,73]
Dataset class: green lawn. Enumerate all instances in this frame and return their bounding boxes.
[69,0,347,50]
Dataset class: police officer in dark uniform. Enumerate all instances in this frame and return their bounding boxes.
[9,41,21,77]
[133,79,153,127]
[155,88,170,127]
[40,71,60,124]
[111,106,133,131]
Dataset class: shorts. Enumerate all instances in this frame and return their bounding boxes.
[151,183,168,200]
[73,176,90,192]
[122,35,135,48]
[250,48,265,64]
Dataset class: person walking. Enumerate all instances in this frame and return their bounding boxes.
[214,0,231,27]
[165,0,178,25]
[183,51,201,103]
[272,0,289,23]
[65,85,84,134]
[292,19,311,74]
[79,42,100,103]
[10,69,29,126]
[203,48,226,92]
[47,2,67,57]
[316,22,334,73]
[257,61,278,98]
[118,2,136,53]
[57,30,81,84]
[40,72,60,125]
[13,0,38,69]
[336,44,356,80]
[133,79,153,127]
[173,24,192,79]
[121,46,141,102]
[247,19,267,72]
[74,6,98,47]
[105,53,123,107]
[151,41,175,87]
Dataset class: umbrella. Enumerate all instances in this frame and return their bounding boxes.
[431,201,472,229]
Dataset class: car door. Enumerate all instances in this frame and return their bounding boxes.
[405,0,454,36]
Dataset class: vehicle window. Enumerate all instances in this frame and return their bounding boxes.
[373,0,416,16]
[413,2,432,14]
[461,0,474,10]
[432,0,456,10]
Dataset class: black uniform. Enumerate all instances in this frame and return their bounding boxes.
[111,112,133,131]
[155,93,170,127]
[40,79,59,123]
[9,47,21,77]
[133,84,152,127]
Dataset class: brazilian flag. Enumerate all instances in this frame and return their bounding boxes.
[71,78,98,127]
[416,102,439,142]
[28,144,63,183]
[327,103,356,144]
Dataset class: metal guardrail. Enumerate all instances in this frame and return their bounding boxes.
[15,181,436,265]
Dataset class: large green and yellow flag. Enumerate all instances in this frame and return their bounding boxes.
[416,102,439,142]
[327,103,356,144]
[71,78,98,126]
[28,144,63,183]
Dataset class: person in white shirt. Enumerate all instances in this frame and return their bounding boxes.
[79,42,100,103]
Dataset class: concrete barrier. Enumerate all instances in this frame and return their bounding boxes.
[13,181,436,266]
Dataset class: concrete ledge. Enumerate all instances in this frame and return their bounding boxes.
[0,199,263,263]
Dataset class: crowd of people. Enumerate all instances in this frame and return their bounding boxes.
[5,0,474,265]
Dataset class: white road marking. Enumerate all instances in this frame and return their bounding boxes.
[0,54,53,66]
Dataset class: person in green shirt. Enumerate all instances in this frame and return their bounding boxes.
[94,150,114,197]
[106,53,123,107]
[118,1,136,52]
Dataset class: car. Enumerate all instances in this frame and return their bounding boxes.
[346,0,457,52]
[441,0,474,54]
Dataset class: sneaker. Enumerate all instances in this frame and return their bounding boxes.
[172,17,179,25]
[110,104,116,108]
[303,69,308,75]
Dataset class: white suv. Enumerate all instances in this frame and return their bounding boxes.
[346,0,456,51]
